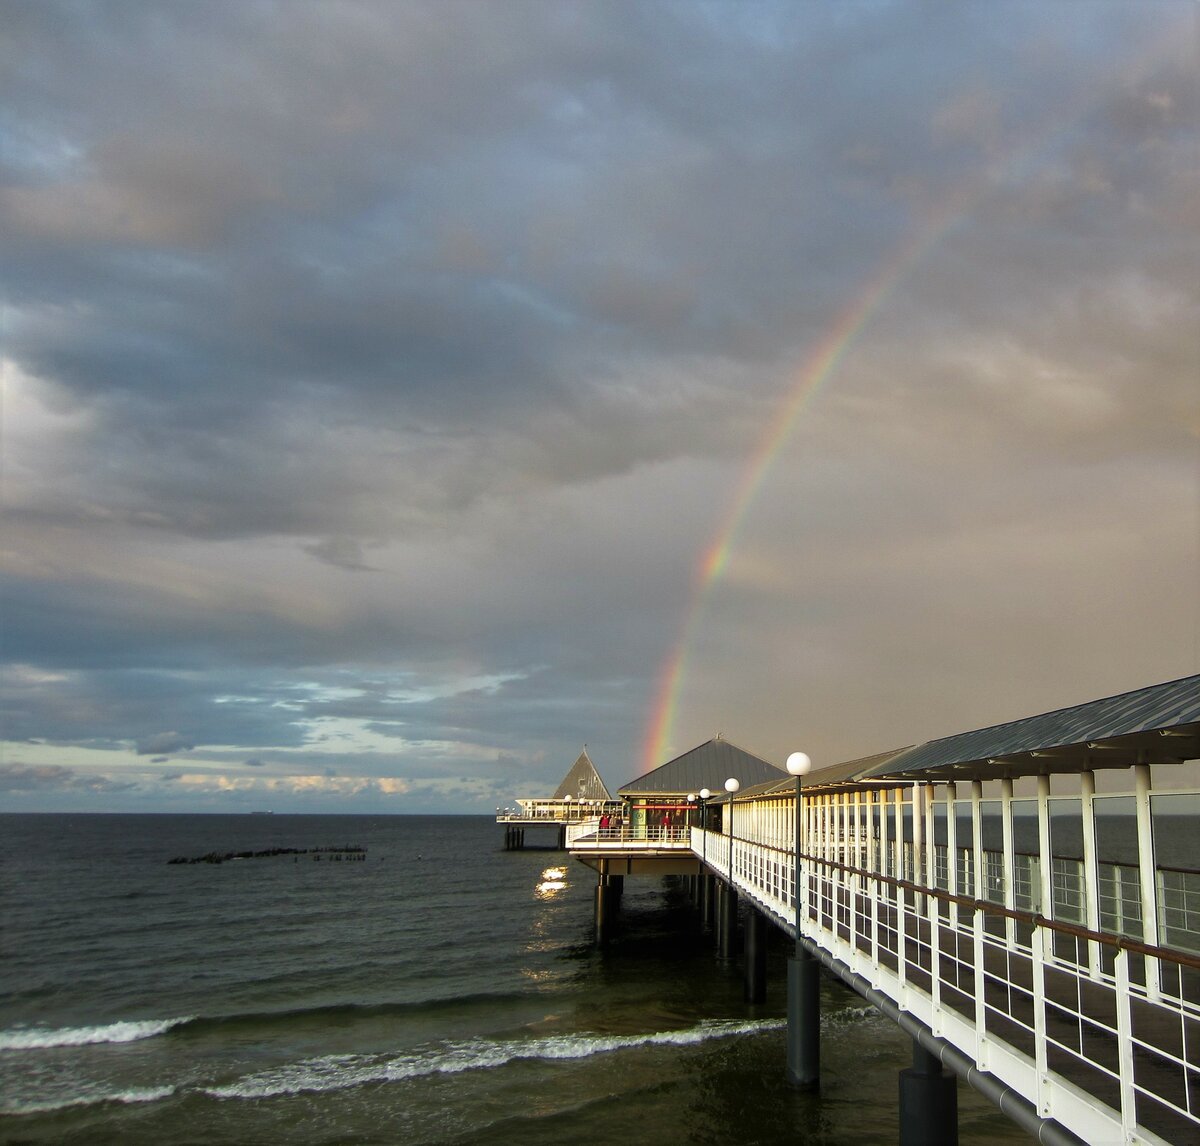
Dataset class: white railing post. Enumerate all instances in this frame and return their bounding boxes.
[1031,921,1050,1116]
[1114,947,1136,1138]
[973,903,988,1067]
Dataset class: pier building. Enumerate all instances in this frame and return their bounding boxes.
[497,748,620,849]
[567,673,1200,1145]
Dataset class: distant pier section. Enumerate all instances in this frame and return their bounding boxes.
[497,748,620,849]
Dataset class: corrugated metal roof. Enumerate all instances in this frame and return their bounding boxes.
[864,673,1200,781]
[553,749,612,801]
[805,746,914,789]
[619,738,785,796]
[731,747,914,800]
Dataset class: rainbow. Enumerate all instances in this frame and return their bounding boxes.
[639,220,936,773]
[638,21,1186,776]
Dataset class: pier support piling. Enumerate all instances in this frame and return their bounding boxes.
[744,907,766,1002]
[899,1041,958,1146]
[594,862,620,946]
[718,882,738,962]
[700,873,715,932]
[786,947,820,1089]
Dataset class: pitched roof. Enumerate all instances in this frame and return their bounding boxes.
[734,746,914,799]
[553,748,612,801]
[863,673,1200,781]
[619,738,785,796]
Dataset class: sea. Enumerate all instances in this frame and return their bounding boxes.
[0,813,1031,1145]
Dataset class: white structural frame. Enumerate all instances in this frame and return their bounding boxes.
[694,763,1200,1146]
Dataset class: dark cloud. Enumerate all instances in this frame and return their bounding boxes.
[303,537,376,572]
[0,763,133,794]
[1,2,1195,811]
[135,731,194,756]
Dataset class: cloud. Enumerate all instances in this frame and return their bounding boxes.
[303,537,376,571]
[0,763,132,794]
[0,3,1195,812]
[134,731,195,756]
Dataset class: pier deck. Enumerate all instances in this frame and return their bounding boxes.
[567,673,1200,1145]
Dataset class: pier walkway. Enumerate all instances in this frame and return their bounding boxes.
[567,674,1200,1145]
[497,747,621,849]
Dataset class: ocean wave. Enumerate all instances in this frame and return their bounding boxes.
[0,993,541,1053]
[2,1085,175,1116]
[203,1018,785,1100]
[824,1005,881,1027]
[181,991,535,1036]
[0,1016,193,1050]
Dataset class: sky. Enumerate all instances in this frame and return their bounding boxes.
[1,1,1197,815]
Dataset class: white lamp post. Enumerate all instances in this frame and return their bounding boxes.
[724,777,740,877]
[785,749,817,1087]
[786,752,812,950]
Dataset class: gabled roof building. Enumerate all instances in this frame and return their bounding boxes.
[619,736,785,799]
[553,748,612,802]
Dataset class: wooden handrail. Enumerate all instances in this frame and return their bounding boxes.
[790,849,1200,972]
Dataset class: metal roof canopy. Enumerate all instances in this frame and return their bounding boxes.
[727,747,916,800]
[863,673,1200,782]
[552,748,613,801]
[619,737,785,797]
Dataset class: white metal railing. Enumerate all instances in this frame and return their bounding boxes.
[696,828,1200,1145]
[567,823,693,848]
[498,807,615,822]
[564,819,602,845]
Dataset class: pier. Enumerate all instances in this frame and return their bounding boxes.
[497,747,621,849]
[565,673,1200,1145]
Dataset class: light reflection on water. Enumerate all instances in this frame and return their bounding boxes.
[535,866,568,900]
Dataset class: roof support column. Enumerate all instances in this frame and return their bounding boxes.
[923,782,936,894]
[1001,778,1016,946]
[1080,770,1101,978]
[1134,763,1160,997]
[946,783,958,924]
[866,789,877,874]
[970,780,983,902]
[1037,774,1052,922]
[913,783,925,888]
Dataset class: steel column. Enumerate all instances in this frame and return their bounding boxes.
[718,881,738,961]
[786,947,820,1088]
[899,1039,959,1146]
[745,907,766,1002]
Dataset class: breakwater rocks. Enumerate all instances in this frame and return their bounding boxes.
[167,846,367,865]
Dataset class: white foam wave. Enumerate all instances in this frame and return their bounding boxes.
[205,1018,784,1100]
[2,1085,175,1115]
[0,1016,192,1050]
[823,1004,884,1028]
